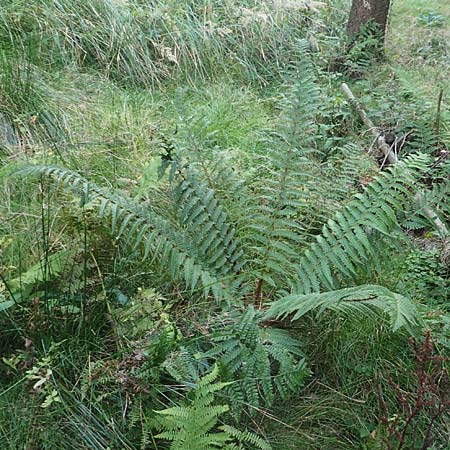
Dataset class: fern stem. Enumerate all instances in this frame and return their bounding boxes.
[255,278,264,308]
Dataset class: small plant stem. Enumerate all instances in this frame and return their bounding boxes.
[255,278,264,308]
[435,88,443,137]
[81,206,88,324]
[39,177,51,313]
[420,410,440,450]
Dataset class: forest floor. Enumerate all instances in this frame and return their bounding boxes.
[0,0,449,449]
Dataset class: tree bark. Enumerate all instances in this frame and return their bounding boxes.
[347,0,391,40]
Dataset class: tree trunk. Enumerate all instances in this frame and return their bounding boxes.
[347,0,391,40]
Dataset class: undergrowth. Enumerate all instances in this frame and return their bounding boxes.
[1,1,449,449]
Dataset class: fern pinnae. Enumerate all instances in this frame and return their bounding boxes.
[153,364,271,450]
[174,171,245,278]
[266,284,421,334]
[200,307,309,418]
[220,426,272,450]
[245,43,323,293]
[289,153,432,295]
[15,164,232,299]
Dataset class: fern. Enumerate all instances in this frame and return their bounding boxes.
[266,284,421,334]
[173,172,246,281]
[244,41,325,290]
[15,43,430,307]
[160,307,309,419]
[162,346,202,384]
[289,153,431,295]
[402,179,450,234]
[401,120,440,155]
[324,144,377,202]
[220,425,272,450]
[14,164,244,299]
[152,364,271,450]
[10,45,436,325]
[202,307,309,418]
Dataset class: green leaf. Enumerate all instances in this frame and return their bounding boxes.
[267,284,420,334]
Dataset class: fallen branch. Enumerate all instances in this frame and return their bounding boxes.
[341,82,397,164]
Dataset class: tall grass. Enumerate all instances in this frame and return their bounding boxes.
[0,49,66,157]
[0,0,315,87]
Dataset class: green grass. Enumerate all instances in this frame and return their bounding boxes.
[389,0,450,96]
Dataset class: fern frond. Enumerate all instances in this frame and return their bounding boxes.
[162,347,201,383]
[244,42,324,287]
[220,425,272,450]
[204,307,309,417]
[14,164,232,299]
[267,284,421,334]
[402,180,450,235]
[153,364,270,450]
[324,144,377,203]
[174,172,246,279]
[278,41,322,152]
[290,153,431,294]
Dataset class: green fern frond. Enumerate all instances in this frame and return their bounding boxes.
[324,144,377,203]
[204,307,309,417]
[162,347,201,383]
[174,172,246,279]
[220,425,272,450]
[267,284,421,334]
[153,364,271,450]
[161,307,309,419]
[14,164,232,299]
[244,42,323,287]
[290,153,431,294]
[402,179,450,235]
[278,41,322,152]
